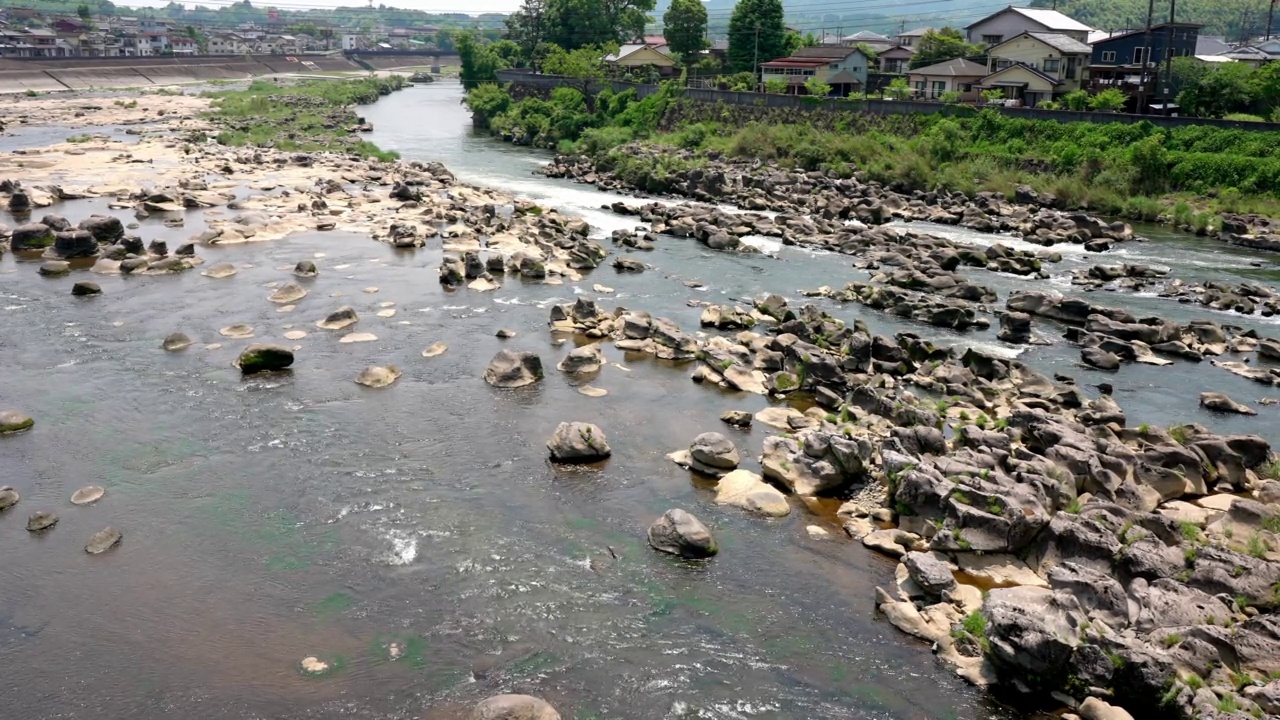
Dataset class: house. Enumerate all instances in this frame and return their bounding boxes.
[170,35,197,54]
[840,30,894,54]
[760,46,869,96]
[894,27,934,47]
[52,18,87,34]
[1255,38,1280,57]
[879,45,915,73]
[984,30,1091,102]
[1087,23,1201,104]
[603,43,677,75]
[966,6,1093,46]
[1194,35,1232,56]
[1222,45,1271,68]
[906,57,988,100]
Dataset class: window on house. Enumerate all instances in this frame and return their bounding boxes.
[1133,46,1148,64]
[914,80,925,92]
[1043,58,1060,73]
[1101,50,1116,62]
[995,59,1012,70]
[982,34,1002,45]
[931,80,946,97]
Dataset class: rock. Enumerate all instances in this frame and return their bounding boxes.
[71,281,101,296]
[268,282,308,304]
[557,343,605,373]
[338,332,377,344]
[546,421,611,463]
[421,342,448,358]
[1079,696,1135,720]
[355,365,401,388]
[577,385,608,397]
[10,223,55,250]
[283,330,307,340]
[53,229,98,258]
[78,215,124,244]
[201,262,237,279]
[162,332,192,351]
[300,657,331,675]
[219,324,255,339]
[0,486,19,510]
[721,410,753,427]
[468,694,560,720]
[483,350,544,388]
[688,432,741,475]
[38,260,70,276]
[956,553,1049,588]
[1199,391,1256,415]
[293,260,318,278]
[903,551,957,595]
[236,344,294,374]
[496,328,517,339]
[862,529,923,558]
[1081,346,1121,371]
[997,311,1032,344]
[0,410,34,434]
[715,469,790,517]
[84,527,122,554]
[648,509,717,559]
[26,510,58,532]
[613,256,645,272]
[70,485,105,505]
[316,307,358,330]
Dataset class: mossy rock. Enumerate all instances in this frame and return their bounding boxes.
[0,410,34,434]
[236,344,295,374]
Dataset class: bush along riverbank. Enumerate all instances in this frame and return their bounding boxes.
[465,81,1280,245]
[204,76,407,161]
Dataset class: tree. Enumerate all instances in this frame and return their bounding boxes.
[457,30,510,87]
[908,28,981,70]
[764,77,788,93]
[727,0,786,73]
[77,3,92,21]
[540,42,611,78]
[663,0,708,60]
[541,0,655,51]
[505,0,546,62]
[803,76,832,97]
[885,77,911,99]
[1060,89,1089,111]
[1176,62,1254,117]
[981,88,1006,104]
[1088,88,1127,112]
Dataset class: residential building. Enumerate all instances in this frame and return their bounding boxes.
[840,30,894,54]
[894,27,934,47]
[1194,35,1232,56]
[981,31,1091,105]
[760,46,869,96]
[966,6,1093,46]
[170,36,197,55]
[1222,45,1271,68]
[603,43,677,75]
[879,45,915,74]
[1087,22,1201,105]
[906,57,987,100]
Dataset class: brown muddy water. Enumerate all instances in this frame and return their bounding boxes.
[1,80,1278,720]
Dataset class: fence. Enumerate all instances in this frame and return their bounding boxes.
[493,70,1280,132]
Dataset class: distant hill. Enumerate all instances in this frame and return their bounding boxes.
[1029,0,1270,41]
[649,0,1005,39]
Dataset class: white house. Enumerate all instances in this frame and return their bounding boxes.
[966,6,1093,46]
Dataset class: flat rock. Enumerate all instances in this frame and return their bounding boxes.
[219,324,254,339]
[956,553,1049,588]
[421,342,448,358]
[1195,494,1239,512]
[300,656,330,675]
[577,385,608,397]
[721,410,753,427]
[0,410,34,434]
[468,694,560,720]
[26,510,58,532]
[202,262,237,279]
[715,469,790,517]
[339,332,378,344]
[283,330,307,340]
[84,527,122,554]
[316,307,359,330]
[754,406,806,429]
[1199,391,1256,415]
[376,309,396,318]
[355,365,401,388]
[70,485,105,505]
[268,282,308,304]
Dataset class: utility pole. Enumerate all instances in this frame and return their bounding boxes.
[1268,0,1276,41]
[1136,0,1156,114]
[753,22,760,91]
[1162,0,1177,115]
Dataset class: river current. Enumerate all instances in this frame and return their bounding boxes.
[1,80,1277,720]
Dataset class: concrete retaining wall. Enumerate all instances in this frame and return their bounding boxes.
[0,54,365,94]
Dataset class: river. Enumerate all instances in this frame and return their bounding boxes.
[0,80,1276,720]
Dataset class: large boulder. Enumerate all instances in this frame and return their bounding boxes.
[902,551,957,596]
[53,229,98,258]
[648,509,717,558]
[78,215,124,244]
[0,410,34,434]
[688,432,741,475]
[483,350,543,388]
[236,344,294,374]
[10,223,54,250]
[761,429,871,496]
[714,469,790,517]
[556,343,604,374]
[469,694,560,720]
[546,421,611,463]
[983,586,1081,682]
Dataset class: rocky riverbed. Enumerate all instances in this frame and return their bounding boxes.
[4,82,1280,720]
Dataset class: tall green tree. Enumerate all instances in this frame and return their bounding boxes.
[727,0,786,73]
[541,0,655,51]
[505,0,547,62]
[663,0,708,60]
[908,27,982,69]
[77,4,92,21]
[457,30,511,88]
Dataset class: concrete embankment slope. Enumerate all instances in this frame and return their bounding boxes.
[0,55,363,93]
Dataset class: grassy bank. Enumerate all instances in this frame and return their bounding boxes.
[205,76,406,161]
[466,82,1280,225]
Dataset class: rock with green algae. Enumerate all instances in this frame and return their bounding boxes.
[236,344,294,374]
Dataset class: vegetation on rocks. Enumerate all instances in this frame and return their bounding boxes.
[467,80,1280,222]
[206,77,406,160]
